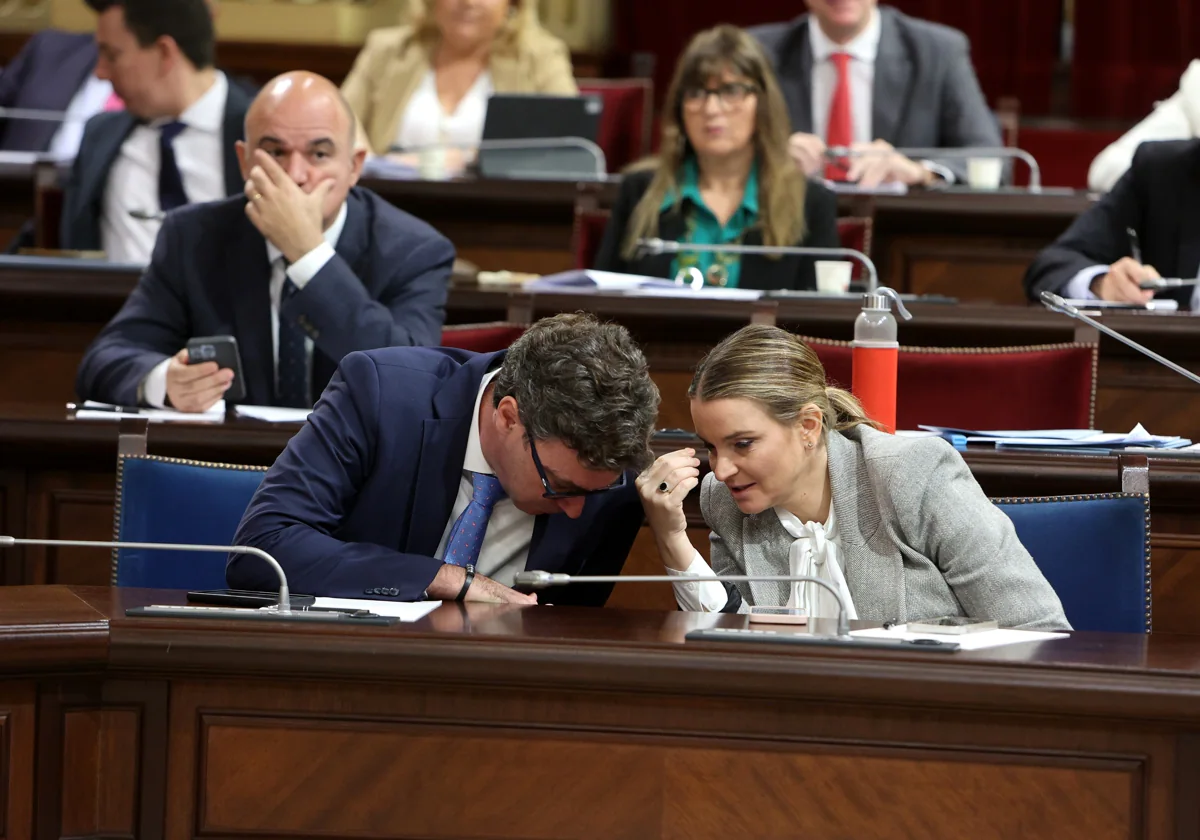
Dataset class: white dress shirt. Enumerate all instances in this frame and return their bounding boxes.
[101,71,229,265]
[1064,263,1200,310]
[668,503,857,618]
[140,201,347,409]
[808,9,881,145]
[433,367,535,585]
[48,75,114,161]
[395,69,493,151]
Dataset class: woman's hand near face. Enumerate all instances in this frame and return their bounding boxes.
[636,448,701,535]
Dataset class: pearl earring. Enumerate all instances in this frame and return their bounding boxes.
[806,440,815,450]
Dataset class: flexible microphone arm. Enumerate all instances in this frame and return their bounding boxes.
[515,570,851,637]
[827,145,1042,192]
[1039,291,1200,388]
[0,535,291,613]
[636,237,878,292]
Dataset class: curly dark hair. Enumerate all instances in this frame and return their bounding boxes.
[492,313,660,471]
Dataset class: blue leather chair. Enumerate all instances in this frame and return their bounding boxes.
[994,493,1151,633]
[112,453,268,589]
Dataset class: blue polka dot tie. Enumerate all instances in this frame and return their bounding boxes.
[276,264,310,408]
[444,472,506,567]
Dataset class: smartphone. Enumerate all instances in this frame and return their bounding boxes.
[186,334,247,402]
[187,589,315,608]
[748,606,809,625]
[906,615,998,635]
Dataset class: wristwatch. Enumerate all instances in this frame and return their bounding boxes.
[455,564,475,602]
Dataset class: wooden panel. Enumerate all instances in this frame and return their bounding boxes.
[0,472,24,585]
[0,684,37,840]
[60,709,140,839]
[194,717,1139,840]
[607,526,707,611]
[0,322,95,409]
[898,244,1041,305]
[24,473,115,586]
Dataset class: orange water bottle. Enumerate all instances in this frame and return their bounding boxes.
[851,287,913,434]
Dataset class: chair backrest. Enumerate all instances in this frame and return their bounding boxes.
[993,493,1151,633]
[572,203,611,270]
[803,337,1098,430]
[835,216,873,283]
[577,78,653,172]
[112,454,267,589]
[441,322,528,353]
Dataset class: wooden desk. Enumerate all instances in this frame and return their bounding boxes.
[1,584,1199,839]
[0,406,1197,633]
[1,164,1091,296]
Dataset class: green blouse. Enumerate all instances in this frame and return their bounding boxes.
[660,157,760,288]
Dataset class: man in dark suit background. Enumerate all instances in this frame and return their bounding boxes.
[76,70,454,411]
[751,0,1001,187]
[1023,140,1200,310]
[229,313,660,607]
[61,0,251,262]
[0,30,109,155]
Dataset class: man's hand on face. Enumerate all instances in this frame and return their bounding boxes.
[243,149,335,263]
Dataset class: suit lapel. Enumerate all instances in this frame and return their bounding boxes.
[221,84,250,196]
[778,18,815,133]
[871,9,914,144]
[826,429,903,621]
[403,353,503,556]
[227,211,274,404]
[312,189,370,391]
[372,42,429,153]
[82,113,137,225]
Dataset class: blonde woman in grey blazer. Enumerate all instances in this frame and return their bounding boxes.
[636,325,1070,631]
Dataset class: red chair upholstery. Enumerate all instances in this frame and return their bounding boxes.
[578,78,653,173]
[440,323,527,353]
[835,216,873,283]
[802,336,1098,430]
[572,203,611,270]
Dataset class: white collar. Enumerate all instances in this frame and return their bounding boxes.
[266,200,349,264]
[808,8,882,64]
[774,503,836,537]
[463,367,503,475]
[149,71,228,132]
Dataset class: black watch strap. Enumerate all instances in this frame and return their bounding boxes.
[455,564,475,602]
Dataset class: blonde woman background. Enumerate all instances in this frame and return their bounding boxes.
[636,324,1070,630]
[342,0,577,157]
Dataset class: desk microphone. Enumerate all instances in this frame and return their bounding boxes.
[0,535,390,624]
[827,145,1042,192]
[635,237,879,291]
[1039,291,1200,388]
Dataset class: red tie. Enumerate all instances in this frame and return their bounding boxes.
[824,52,853,181]
[103,92,125,112]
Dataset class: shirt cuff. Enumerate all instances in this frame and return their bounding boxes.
[286,241,336,289]
[1064,265,1108,300]
[666,552,729,612]
[920,160,956,184]
[140,357,172,408]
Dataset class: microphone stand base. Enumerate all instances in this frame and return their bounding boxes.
[126,605,400,626]
[685,627,959,652]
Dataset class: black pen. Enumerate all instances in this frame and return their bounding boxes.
[1126,227,1143,263]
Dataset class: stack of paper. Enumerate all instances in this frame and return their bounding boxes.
[74,400,226,423]
[527,269,763,300]
[918,423,1192,450]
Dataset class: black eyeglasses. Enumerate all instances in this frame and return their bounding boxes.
[528,437,628,499]
[681,82,759,111]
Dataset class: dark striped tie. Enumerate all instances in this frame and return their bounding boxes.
[276,261,310,408]
[158,121,189,212]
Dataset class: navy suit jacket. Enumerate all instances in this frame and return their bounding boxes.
[75,186,454,406]
[59,79,251,252]
[0,30,96,152]
[751,6,1001,182]
[227,348,645,606]
[1023,140,1199,308]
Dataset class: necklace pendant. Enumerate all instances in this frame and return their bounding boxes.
[706,263,728,287]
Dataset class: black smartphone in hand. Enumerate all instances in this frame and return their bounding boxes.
[186,334,247,402]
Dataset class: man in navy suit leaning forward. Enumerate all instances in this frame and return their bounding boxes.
[229,314,660,607]
[75,69,452,411]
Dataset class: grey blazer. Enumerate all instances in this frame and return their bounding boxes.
[700,425,1071,631]
[749,6,1002,182]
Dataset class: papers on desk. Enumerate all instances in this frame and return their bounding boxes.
[527,269,765,300]
[1062,298,1180,312]
[74,400,226,423]
[919,423,1192,450]
[360,155,420,180]
[306,598,440,621]
[233,405,311,423]
[816,178,908,195]
[851,625,1068,651]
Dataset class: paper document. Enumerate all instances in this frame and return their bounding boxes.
[306,598,441,621]
[75,400,225,423]
[920,423,1191,449]
[234,405,311,423]
[528,269,763,299]
[851,625,1068,651]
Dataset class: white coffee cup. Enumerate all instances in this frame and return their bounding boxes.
[815,260,853,294]
[967,157,1003,190]
[418,146,448,180]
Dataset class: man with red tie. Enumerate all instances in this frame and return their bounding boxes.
[751,0,1001,188]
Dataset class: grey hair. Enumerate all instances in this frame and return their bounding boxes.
[492,313,660,471]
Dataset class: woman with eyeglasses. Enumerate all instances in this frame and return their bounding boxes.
[635,324,1071,630]
[594,25,839,290]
